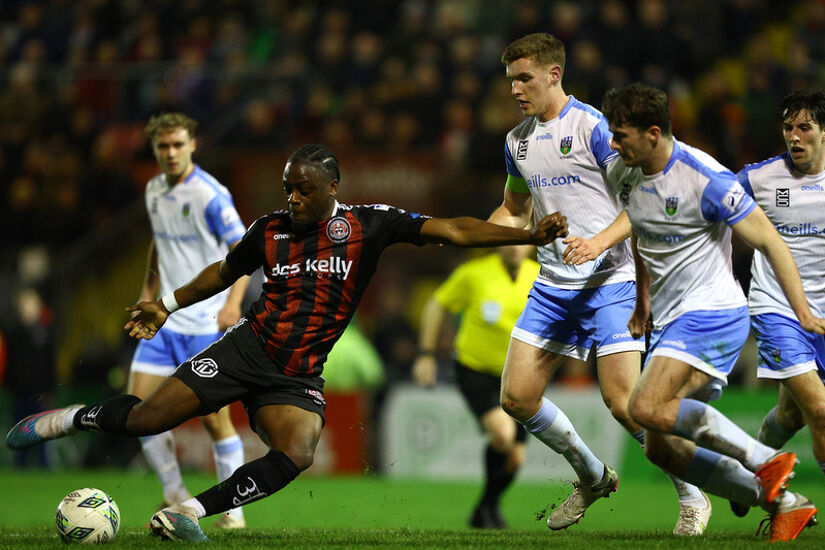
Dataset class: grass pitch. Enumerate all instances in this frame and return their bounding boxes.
[0,469,823,549]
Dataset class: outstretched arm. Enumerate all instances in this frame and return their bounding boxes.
[420,212,568,247]
[562,210,632,265]
[124,259,247,339]
[732,207,825,334]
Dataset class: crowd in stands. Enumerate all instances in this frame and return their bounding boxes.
[2,0,824,389]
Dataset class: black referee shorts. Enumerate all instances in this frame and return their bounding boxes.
[454,360,527,442]
[171,319,326,430]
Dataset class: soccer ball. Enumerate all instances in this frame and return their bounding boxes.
[55,488,120,544]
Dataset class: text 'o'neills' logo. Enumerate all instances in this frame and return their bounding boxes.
[559,136,573,155]
[326,217,351,242]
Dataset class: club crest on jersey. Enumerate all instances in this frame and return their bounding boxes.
[182,202,190,217]
[559,136,573,155]
[326,217,351,242]
[776,188,790,207]
[516,140,529,160]
[665,196,678,216]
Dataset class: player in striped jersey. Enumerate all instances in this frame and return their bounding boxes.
[733,91,825,506]
[601,83,823,542]
[133,113,248,528]
[490,33,707,534]
[7,144,570,542]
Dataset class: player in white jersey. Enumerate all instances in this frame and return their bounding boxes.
[489,33,708,535]
[601,83,824,542]
[735,91,825,493]
[131,113,249,528]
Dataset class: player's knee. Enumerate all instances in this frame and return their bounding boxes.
[280,446,315,471]
[488,430,514,453]
[628,395,656,430]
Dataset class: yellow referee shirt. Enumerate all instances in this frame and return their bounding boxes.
[434,253,539,376]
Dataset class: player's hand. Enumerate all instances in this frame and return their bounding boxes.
[562,235,605,265]
[628,307,652,339]
[124,300,169,340]
[412,356,438,386]
[217,303,242,331]
[799,313,825,335]
[531,212,568,245]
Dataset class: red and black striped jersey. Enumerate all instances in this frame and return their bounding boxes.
[226,202,428,377]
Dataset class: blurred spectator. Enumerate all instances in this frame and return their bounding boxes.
[3,287,56,468]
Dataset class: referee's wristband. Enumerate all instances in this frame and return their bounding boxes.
[161,292,180,314]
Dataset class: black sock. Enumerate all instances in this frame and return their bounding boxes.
[73,395,141,435]
[195,450,300,517]
[479,445,514,508]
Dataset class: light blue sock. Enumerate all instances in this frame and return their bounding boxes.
[756,406,798,449]
[213,435,245,519]
[682,446,764,509]
[523,397,604,483]
[672,399,774,471]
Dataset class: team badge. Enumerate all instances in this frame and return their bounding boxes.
[772,348,782,363]
[776,188,790,207]
[182,202,190,217]
[665,196,678,216]
[559,136,573,155]
[326,216,351,242]
[516,140,529,160]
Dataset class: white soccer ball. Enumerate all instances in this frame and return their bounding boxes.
[55,488,120,544]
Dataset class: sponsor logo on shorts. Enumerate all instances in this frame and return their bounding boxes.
[191,358,219,378]
[771,348,782,363]
[662,339,687,349]
[776,188,790,207]
[612,331,632,340]
[305,389,326,407]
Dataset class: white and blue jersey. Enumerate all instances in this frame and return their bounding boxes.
[504,96,635,290]
[606,140,756,329]
[737,153,825,380]
[145,165,246,335]
[737,153,825,319]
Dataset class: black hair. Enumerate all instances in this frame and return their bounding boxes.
[287,144,340,183]
[781,90,825,126]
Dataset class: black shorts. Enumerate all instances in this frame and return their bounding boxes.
[172,319,326,430]
[454,361,527,442]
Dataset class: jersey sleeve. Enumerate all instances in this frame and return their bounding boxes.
[363,205,430,249]
[700,174,756,225]
[735,167,755,198]
[225,216,267,275]
[204,194,247,245]
[433,263,472,314]
[504,141,529,193]
[590,118,619,168]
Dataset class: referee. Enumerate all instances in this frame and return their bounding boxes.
[413,245,537,529]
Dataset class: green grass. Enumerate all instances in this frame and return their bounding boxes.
[0,469,823,548]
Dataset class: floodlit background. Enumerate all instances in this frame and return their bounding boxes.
[0,0,822,480]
